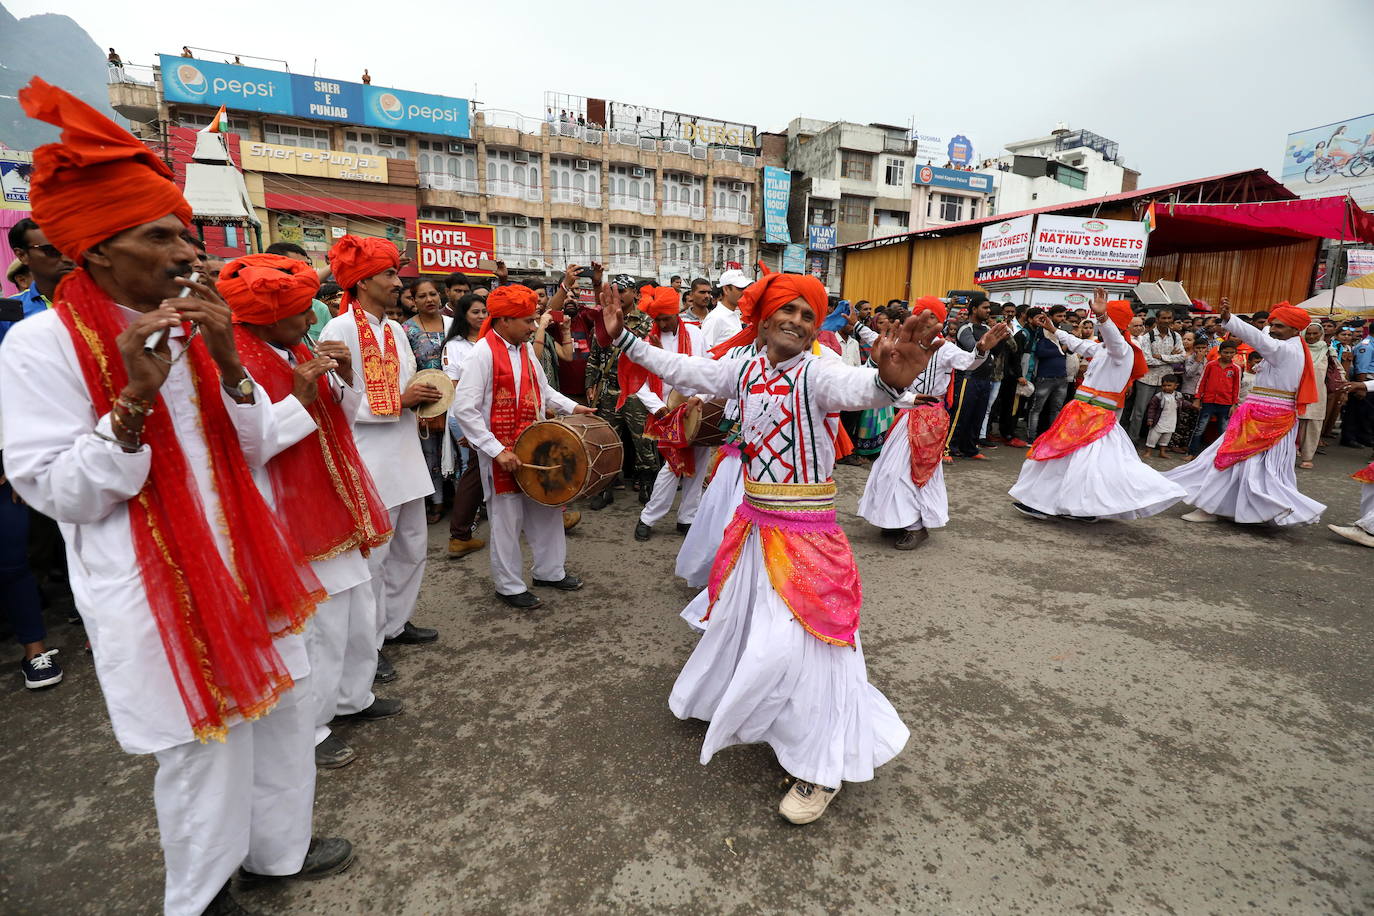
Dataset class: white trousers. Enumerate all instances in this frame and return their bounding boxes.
[640,447,710,527]
[153,681,315,916]
[368,498,429,644]
[488,491,566,596]
[1360,482,1374,535]
[304,583,378,745]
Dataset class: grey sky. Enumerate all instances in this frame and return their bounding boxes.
[9,0,1372,187]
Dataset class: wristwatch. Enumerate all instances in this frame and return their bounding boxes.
[223,375,255,400]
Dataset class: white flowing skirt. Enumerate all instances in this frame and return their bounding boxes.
[1164,425,1324,526]
[675,452,744,589]
[856,411,949,531]
[1359,483,1374,535]
[1009,425,1186,520]
[669,529,909,788]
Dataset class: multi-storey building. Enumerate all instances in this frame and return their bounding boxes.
[990,126,1141,214]
[106,58,776,282]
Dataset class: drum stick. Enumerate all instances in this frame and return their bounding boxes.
[145,271,200,352]
[520,463,561,471]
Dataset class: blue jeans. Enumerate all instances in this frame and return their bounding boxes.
[1,479,45,645]
[1189,402,1232,456]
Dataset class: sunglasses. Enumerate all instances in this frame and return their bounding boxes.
[23,243,63,258]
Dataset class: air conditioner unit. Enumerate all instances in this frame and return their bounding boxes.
[513,151,530,164]
[526,258,543,270]
[514,215,531,228]
[639,138,657,152]
[631,166,646,178]
[574,158,591,170]
[730,181,745,192]
[691,147,707,160]
[671,140,690,154]
[573,221,589,233]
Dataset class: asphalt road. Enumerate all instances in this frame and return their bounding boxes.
[3,445,1372,915]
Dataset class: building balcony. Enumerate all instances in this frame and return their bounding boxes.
[550,188,602,208]
[662,201,707,220]
[419,172,478,193]
[496,247,550,272]
[488,180,543,202]
[711,207,750,225]
[107,74,159,123]
[611,195,656,216]
[606,254,657,276]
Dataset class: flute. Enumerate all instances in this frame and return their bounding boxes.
[144,271,200,353]
[302,334,345,399]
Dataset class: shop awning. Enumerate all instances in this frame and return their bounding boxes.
[1159,196,1374,245]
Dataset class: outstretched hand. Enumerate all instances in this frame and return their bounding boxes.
[599,282,624,338]
[1218,296,1232,325]
[978,321,1011,352]
[1090,287,1109,319]
[871,311,941,391]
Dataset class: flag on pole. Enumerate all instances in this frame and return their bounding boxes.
[1142,201,1157,234]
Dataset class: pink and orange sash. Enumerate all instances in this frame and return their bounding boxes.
[1214,395,1296,470]
[1027,397,1117,462]
[705,480,859,648]
[905,402,949,487]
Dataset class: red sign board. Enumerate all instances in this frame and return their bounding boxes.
[416,219,496,276]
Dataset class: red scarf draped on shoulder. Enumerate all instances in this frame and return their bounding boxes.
[56,269,325,742]
[487,329,542,493]
[233,329,393,561]
[616,323,692,409]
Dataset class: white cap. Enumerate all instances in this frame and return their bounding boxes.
[718,269,752,289]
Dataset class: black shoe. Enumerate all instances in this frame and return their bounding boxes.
[333,697,403,722]
[879,527,902,539]
[637,473,654,505]
[205,880,256,915]
[589,488,613,510]
[498,590,542,609]
[634,521,653,541]
[894,528,929,550]
[314,734,357,769]
[237,837,355,885]
[21,649,62,689]
[978,439,999,449]
[675,522,691,535]
[373,650,397,684]
[384,621,438,645]
[532,574,583,591]
[1012,501,1051,520]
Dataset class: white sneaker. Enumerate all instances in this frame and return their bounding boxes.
[1181,509,1217,523]
[1328,524,1374,548]
[779,780,840,824]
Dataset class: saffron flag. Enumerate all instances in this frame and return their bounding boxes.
[1142,201,1157,235]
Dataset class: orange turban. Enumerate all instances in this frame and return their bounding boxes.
[327,235,400,291]
[477,284,538,339]
[18,77,192,264]
[219,254,321,325]
[914,295,947,324]
[710,272,828,357]
[637,286,681,319]
[1267,302,1319,409]
[1105,300,1148,391]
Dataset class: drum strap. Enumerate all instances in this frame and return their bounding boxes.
[486,331,542,494]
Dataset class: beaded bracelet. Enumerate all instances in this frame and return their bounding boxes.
[115,394,155,417]
[93,427,141,451]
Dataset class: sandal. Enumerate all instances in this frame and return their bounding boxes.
[1298,461,1314,470]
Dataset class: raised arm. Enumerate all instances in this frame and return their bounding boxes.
[1219,313,1283,360]
[1055,328,1101,359]
[615,330,744,402]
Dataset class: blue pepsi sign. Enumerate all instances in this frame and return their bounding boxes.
[159,55,470,138]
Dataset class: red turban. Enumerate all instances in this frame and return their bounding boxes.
[18,77,192,264]
[327,235,400,291]
[219,254,321,325]
[1106,300,1148,391]
[477,284,538,339]
[710,272,828,357]
[914,295,947,324]
[1267,302,1319,409]
[638,286,681,319]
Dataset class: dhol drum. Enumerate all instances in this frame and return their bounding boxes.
[667,392,730,448]
[513,415,624,506]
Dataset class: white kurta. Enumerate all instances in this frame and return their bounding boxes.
[858,341,984,532]
[1357,380,1374,535]
[251,346,377,742]
[636,322,711,527]
[699,302,743,350]
[452,333,579,595]
[618,331,909,787]
[1009,317,1187,520]
[1165,315,1326,526]
[0,309,309,755]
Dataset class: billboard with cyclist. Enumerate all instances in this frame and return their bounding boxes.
[1281,113,1374,208]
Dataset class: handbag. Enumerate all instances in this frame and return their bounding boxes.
[1325,353,1346,393]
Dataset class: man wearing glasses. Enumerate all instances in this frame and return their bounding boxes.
[8,218,75,316]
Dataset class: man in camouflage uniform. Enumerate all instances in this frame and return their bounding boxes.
[586,276,660,509]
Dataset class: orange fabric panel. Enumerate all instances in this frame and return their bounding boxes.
[840,243,909,304]
[1142,238,1318,308]
[911,232,980,297]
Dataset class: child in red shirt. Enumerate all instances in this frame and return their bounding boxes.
[1188,340,1242,457]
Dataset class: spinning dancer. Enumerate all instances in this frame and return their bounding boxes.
[1328,380,1374,547]
[858,297,1010,548]
[601,271,940,825]
[624,286,711,541]
[1008,290,1186,521]
[1165,299,1325,526]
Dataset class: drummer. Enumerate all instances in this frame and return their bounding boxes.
[451,285,598,609]
[623,286,712,541]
